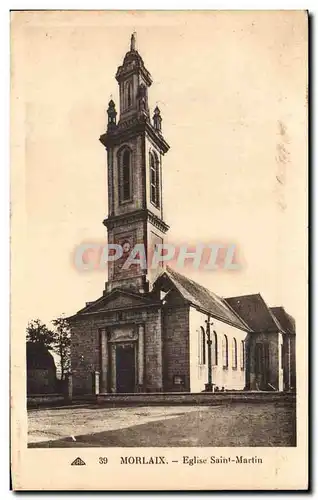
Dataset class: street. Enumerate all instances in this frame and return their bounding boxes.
[28,401,296,447]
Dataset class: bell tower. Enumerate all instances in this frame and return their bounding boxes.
[100,34,170,294]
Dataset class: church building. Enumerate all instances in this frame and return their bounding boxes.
[69,34,296,395]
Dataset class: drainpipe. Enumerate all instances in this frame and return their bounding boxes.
[205,316,213,392]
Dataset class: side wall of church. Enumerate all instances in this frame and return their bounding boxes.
[189,308,248,392]
[247,331,284,391]
[162,303,190,392]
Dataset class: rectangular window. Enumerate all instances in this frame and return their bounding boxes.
[173,375,185,386]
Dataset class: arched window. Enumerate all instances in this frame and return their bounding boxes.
[232,338,237,369]
[240,340,245,370]
[222,335,228,369]
[199,327,206,365]
[119,148,132,202]
[212,331,218,366]
[126,82,132,109]
[150,152,160,208]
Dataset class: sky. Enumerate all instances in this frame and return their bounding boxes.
[11,10,307,326]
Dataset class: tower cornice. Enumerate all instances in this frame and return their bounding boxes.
[103,208,169,234]
[100,116,170,154]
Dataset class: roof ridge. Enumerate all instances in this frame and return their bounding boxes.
[223,299,252,332]
[257,294,285,333]
[164,266,249,331]
[165,266,223,300]
[226,292,262,301]
[269,306,295,334]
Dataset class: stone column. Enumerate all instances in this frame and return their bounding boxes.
[138,324,145,389]
[94,371,100,395]
[100,328,108,393]
[65,373,72,402]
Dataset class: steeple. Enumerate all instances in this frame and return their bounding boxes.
[100,34,169,150]
[99,35,170,294]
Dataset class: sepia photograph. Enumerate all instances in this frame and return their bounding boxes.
[11,9,308,490]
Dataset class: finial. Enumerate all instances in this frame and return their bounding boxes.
[107,99,117,129]
[130,32,136,51]
[108,94,115,107]
[153,106,162,132]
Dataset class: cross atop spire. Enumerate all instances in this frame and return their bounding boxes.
[130,32,136,51]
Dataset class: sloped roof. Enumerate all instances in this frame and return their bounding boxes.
[225,293,283,333]
[26,342,56,371]
[270,307,296,335]
[157,267,250,331]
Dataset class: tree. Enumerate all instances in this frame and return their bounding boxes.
[51,316,71,381]
[26,318,55,347]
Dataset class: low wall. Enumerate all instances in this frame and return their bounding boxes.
[27,393,98,409]
[27,394,66,408]
[27,391,296,409]
[96,391,296,407]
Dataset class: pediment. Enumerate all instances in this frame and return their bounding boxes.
[76,289,155,316]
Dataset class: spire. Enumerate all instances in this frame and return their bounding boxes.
[130,32,136,51]
[116,31,152,87]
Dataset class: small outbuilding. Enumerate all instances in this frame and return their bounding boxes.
[26,342,57,394]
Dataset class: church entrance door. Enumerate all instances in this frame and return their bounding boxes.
[115,343,136,393]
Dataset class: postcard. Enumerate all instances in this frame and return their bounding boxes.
[11,10,308,490]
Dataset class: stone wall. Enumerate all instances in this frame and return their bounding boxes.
[162,301,190,392]
[27,369,57,395]
[96,390,296,406]
[71,318,100,395]
[247,331,284,391]
[143,307,163,391]
[70,301,163,395]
